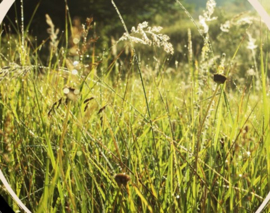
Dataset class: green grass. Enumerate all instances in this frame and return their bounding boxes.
[0,1,270,213]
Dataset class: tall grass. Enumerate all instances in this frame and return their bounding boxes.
[0,0,270,212]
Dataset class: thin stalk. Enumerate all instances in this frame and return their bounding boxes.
[175,0,215,58]
[20,0,26,65]
[58,102,77,211]
[111,0,156,150]
[196,85,219,167]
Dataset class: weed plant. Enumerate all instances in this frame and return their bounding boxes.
[0,0,270,212]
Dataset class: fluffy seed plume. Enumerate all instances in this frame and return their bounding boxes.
[199,0,217,33]
[46,14,59,54]
[118,21,174,55]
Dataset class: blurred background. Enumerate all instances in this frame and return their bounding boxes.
[1,0,255,44]
[1,0,269,76]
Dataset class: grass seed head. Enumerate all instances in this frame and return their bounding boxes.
[63,87,80,101]
[114,173,130,187]
[84,97,94,104]
[213,73,227,84]
[97,105,107,114]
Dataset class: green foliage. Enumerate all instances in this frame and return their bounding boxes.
[0,0,270,212]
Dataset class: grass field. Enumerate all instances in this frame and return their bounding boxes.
[0,0,270,212]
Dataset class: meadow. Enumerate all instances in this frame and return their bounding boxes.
[0,0,270,212]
